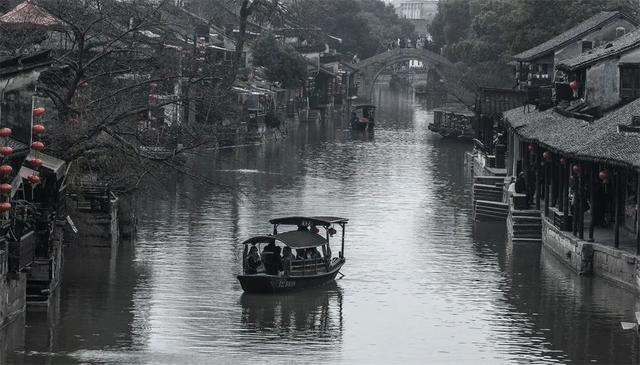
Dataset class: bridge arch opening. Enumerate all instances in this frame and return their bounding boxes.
[353,48,455,100]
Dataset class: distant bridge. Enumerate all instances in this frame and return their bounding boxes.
[352,48,472,104]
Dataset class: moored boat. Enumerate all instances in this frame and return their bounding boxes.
[428,104,476,140]
[237,216,348,293]
[350,104,376,133]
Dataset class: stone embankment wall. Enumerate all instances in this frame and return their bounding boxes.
[0,270,26,328]
[542,219,640,292]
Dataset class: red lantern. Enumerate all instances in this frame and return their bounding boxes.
[569,81,579,92]
[0,202,11,212]
[599,170,609,182]
[0,165,12,175]
[30,158,43,169]
[0,183,11,194]
[32,107,45,118]
[27,174,41,184]
[149,94,159,101]
[80,81,89,88]
[560,158,566,165]
[528,144,535,152]
[310,226,319,234]
[0,146,13,157]
[328,227,337,236]
[0,128,12,138]
[543,151,551,161]
[32,124,45,135]
[572,164,582,175]
[31,141,45,151]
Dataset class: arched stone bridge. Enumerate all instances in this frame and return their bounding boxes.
[353,48,458,100]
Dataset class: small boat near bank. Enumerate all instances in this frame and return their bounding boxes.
[238,216,348,293]
[350,104,376,133]
[428,104,476,140]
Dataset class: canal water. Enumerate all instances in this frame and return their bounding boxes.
[4,86,640,364]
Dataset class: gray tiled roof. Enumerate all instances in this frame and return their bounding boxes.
[557,27,640,70]
[512,11,624,62]
[504,99,640,168]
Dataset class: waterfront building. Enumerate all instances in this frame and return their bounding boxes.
[512,11,637,89]
[397,0,439,23]
[498,27,640,292]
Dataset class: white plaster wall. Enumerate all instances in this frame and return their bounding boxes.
[585,58,621,109]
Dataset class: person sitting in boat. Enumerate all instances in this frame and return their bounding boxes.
[261,240,277,274]
[308,247,321,259]
[295,249,306,260]
[246,245,261,274]
[282,247,294,275]
[350,112,360,128]
[263,245,282,275]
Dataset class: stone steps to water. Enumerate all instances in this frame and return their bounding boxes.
[508,208,542,243]
[473,176,506,186]
[472,184,503,203]
[511,237,542,244]
[474,200,509,221]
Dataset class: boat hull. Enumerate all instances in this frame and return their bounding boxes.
[238,261,344,293]
[351,123,374,133]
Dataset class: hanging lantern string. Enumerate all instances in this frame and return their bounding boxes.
[32,107,46,179]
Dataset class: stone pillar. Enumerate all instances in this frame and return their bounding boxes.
[573,163,579,236]
[614,168,620,248]
[563,163,570,229]
[495,144,506,169]
[578,163,584,240]
[535,149,541,211]
[589,162,596,242]
[636,170,640,255]
[558,158,564,210]
[544,157,550,217]
[551,156,557,208]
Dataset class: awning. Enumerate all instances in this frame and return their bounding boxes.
[241,231,328,249]
[207,44,234,52]
[273,231,327,249]
[26,151,66,180]
[270,216,348,226]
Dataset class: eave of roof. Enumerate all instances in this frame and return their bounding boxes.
[557,27,640,71]
[512,11,631,62]
[504,99,640,168]
[0,1,64,27]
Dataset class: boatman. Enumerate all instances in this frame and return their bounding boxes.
[350,112,360,128]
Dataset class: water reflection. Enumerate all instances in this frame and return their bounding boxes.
[239,285,343,348]
[0,314,24,365]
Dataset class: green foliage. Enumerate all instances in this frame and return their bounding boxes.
[288,0,415,58]
[430,0,640,87]
[251,33,307,88]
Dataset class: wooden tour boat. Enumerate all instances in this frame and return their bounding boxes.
[237,216,348,293]
[350,104,375,133]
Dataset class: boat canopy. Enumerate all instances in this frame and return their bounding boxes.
[241,231,328,249]
[353,104,375,110]
[269,216,349,227]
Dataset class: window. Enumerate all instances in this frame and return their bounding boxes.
[582,41,593,53]
[620,66,640,100]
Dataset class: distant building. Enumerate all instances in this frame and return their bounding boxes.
[512,11,637,89]
[398,1,438,21]
[394,0,438,36]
